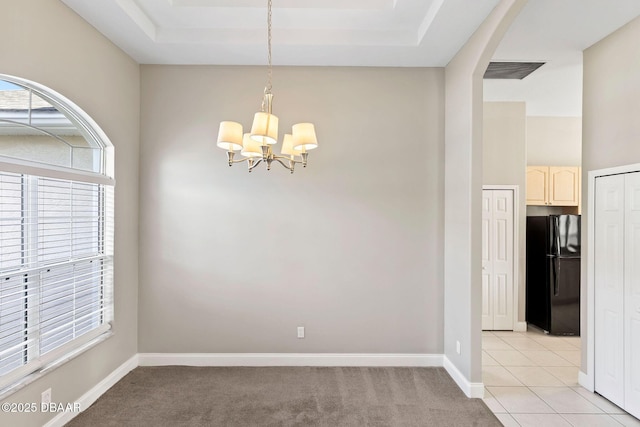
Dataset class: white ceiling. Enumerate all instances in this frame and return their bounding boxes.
[61,0,640,116]
[60,0,501,66]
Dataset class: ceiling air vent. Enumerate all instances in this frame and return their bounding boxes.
[483,62,545,79]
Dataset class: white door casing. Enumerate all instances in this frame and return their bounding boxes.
[482,191,492,330]
[482,189,514,331]
[624,172,640,416]
[594,174,625,407]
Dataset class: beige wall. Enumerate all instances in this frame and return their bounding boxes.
[527,116,582,166]
[483,102,526,185]
[138,65,445,354]
[483,102,527,323]
[0,1,140,426]
[581,16,640,372]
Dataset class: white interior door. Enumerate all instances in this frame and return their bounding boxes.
[624,172,640,418]
[482,189,514,331]
[595,174,625,407]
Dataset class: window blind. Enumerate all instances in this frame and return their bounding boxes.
[0,171,113,389]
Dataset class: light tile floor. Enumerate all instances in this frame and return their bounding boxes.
[482,328,640,427]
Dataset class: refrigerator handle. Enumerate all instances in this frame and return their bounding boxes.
[553,258,560,296]
[553,216,561,256]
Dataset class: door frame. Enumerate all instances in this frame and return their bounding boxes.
[482,185,523,331]
[583,162,640,391]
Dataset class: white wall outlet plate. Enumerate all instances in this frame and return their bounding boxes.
[41,388,52,405]
[297,326,305,338]
[456,340,461,355]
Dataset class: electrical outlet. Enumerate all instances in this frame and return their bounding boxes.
[41,388,52,405]
[297,326,305,339]
[456,341,461,355]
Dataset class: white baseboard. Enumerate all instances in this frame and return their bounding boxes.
[138,353,443,368]
[514,321,527,332]
[43,354,139,427]
[443,356,484,398]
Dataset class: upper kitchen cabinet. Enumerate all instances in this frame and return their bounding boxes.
[549,166,580,205]
[526,166,580,206]
[526,166,549,205]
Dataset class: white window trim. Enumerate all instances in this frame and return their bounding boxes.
[0,157,114,186]
[0,75,116,396]
[0,74,114,179]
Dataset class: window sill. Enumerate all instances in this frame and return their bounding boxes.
[0,331,114,401]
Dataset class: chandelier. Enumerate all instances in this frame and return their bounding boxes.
[216,0,318,173]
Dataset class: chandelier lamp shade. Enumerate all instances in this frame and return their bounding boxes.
[216,0,318,173]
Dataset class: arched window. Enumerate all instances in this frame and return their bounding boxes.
[0,75,114,391]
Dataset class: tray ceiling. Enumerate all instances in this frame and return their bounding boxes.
[60,0,501,66]
[60,0,640,69]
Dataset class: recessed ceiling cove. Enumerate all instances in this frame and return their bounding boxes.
[60,0,500,66]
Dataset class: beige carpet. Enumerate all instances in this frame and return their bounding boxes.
[65,366,500,426]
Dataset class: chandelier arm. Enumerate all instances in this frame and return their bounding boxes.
[229,157,251,165]
[271,154,306,165]
[227,151,250,166]
[271,158,295,173]
[248,158,263,172]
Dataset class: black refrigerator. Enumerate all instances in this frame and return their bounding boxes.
[526,215,581,335]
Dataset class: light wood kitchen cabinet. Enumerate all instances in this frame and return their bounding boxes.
[526,166,548,205]
[526,166,580,207]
